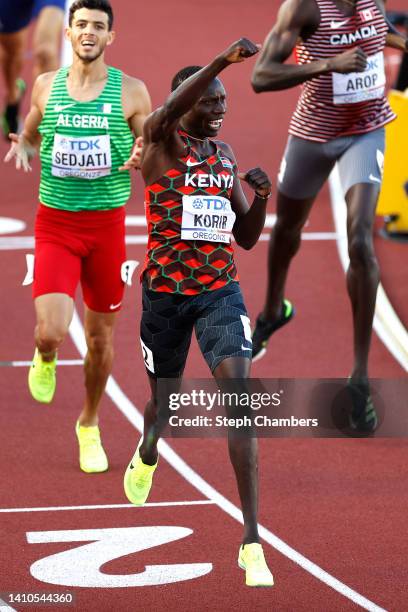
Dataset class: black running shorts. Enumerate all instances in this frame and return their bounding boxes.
[140,282,252,378]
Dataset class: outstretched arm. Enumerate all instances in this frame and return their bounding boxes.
[252,0,368,92]
[145,38,259,144]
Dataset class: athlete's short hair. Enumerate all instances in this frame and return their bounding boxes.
[69,0,114,30]
[171,66,203,91]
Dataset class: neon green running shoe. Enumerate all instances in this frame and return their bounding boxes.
[124,439,158,506]
[238,543,274,587]
[28,348,57,403]
[75,421,108,473]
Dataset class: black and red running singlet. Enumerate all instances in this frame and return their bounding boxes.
[141,130,239,295]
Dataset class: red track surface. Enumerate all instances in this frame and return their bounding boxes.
[1,1,407,610]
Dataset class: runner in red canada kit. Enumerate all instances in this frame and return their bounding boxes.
[251,0,408,432]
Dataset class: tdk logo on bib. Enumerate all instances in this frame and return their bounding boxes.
[191,197,228,211]
[59,137,101,151]
[181,195,236,243]
[51,133,112,180]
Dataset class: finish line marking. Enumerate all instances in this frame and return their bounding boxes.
[0,500,215,514]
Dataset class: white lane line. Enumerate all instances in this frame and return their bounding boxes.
[125,215,148,227]
[66,307,386,612]
[0,231,338,250]
[0,500,215,514]
[0,359,83,367]
[0,237,35,249]
[329,167,408,371]
[259,232,338,241]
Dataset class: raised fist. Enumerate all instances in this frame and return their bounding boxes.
[220,38,260,64]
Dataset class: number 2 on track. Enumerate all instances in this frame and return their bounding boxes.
[27,526,212,587]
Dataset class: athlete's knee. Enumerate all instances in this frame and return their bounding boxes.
[85,327,114,360]
[273,218,303,254]
[348,232,377,270]
[36,320,67,351]
[33,42,59,73]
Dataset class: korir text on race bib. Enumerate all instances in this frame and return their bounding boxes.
[181,195,236,243]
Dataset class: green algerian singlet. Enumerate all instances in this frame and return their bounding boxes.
[38,66,134,211]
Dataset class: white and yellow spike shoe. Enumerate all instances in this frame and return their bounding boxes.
[75,421,108,473]
[28,348,57,403]
[238,543,274,587]
[124,439,158,506]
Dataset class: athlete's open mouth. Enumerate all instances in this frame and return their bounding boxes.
[81,40,96,48]
[208,119,223,129]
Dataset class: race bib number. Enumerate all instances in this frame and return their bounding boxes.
[51,134,111,179]
[332,51,385,105]
[181,195,236,243]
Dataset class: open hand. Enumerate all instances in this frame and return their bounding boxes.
[119,136,144,171]
[4,133,36,172]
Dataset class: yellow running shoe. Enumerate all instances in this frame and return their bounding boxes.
[238,543,274,587]
[28,348,57,403]
[123,439,158,506]
[75,421,109,473]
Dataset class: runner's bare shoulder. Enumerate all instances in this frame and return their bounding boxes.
[122,73,149,96]
[121,73,151,118]
[275,0,320,34]
[33,71,58,111]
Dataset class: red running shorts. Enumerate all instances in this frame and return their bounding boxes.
[33,204,126,313]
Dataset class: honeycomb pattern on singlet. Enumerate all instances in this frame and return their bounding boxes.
[142,131,239,295]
